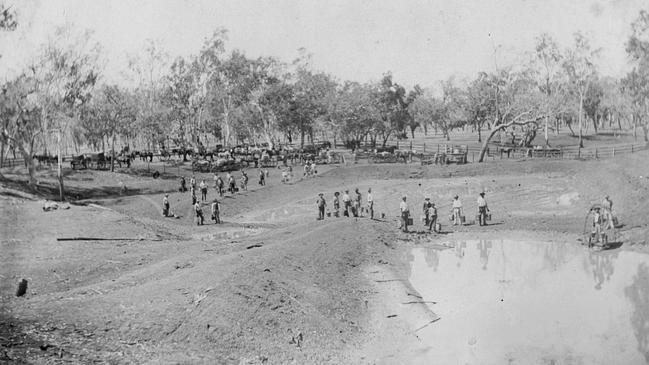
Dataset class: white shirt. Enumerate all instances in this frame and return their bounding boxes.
[477,196,487,207]
[400,201,409,212]
[342,193,350,202]
[452,199,462,209]
[367,193,373,203]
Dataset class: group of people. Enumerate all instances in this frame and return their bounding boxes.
[590,195,615,245]
[303,160,317,178]
[399,193,490,233]
[315,188,374,220]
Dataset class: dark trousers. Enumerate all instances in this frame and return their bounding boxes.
[318,206,325,220]
[401,211,409,232]
[428,215,437,231]
[479,206,487,226]
[201,189,207,201]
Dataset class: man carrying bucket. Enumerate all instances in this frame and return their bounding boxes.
[452,195,463,226]
[477,192,490,226]
[400,196,410,232]
[316,193,327,220]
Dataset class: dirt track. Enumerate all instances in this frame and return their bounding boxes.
[2,151,649,364]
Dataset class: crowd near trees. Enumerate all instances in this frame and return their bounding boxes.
[2,7,649,187]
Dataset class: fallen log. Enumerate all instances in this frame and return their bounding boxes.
[414,317,441,332]
[402,301,437,305]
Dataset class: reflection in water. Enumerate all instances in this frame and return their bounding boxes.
[477,240,492,270]
[625,263,649,363]
[454,241,466,267]
[589,251,618,290]
[409,239,649,365]
[424,247,439,271]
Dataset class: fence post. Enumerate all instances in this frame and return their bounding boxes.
[472,152,474,162]
[423,143,426,153]
[632,145,634,153]
[595,148,598,159]
[397,140,399,149]
[613,147,615,157]
[578,148,581,159]
[437,144,440,154]
[409,141,412,151]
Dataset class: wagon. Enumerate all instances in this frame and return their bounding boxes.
[192,159,212,172]
[213,158,242,172]
[70,155,87,170]
[84,153,107,170]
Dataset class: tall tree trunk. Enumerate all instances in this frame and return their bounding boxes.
[578,93,584,148]
[477,123,482,143]
[57,130,65,201]
[110,132,115,172]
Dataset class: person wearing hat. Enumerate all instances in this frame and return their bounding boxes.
[367,188,374,220]
[353,188,362,217]
[342,190,351,217]
[428,202,438,232]
[316,193,327,220]
[477,192,490,226]
[400,196,410,232]
[162,193,171,217]
[452,195,463,226]
[211,198,221,224]
[333,192,341,217]
[591,206,603,244]
[601,195,615,229]
[194,200,204,225]
[422,197,432,226]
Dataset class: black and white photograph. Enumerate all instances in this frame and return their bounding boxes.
[1,0,649,363]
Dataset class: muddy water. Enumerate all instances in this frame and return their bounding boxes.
[408,239,649,365]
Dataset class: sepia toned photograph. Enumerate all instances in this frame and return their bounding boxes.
[1,0,649,363]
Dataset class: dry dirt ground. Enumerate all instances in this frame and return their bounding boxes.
[1,150,649,364]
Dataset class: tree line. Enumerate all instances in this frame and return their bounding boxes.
[2,8,649,190]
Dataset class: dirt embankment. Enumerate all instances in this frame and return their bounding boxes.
[2,150,648,364]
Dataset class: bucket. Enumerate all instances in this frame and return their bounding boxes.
[461,216,466,224]
[487,213,492,221]
[407,217,414,225]
[326,212,331,217]
[435,223,441,232]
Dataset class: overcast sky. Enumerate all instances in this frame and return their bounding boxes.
[1,0,646,88]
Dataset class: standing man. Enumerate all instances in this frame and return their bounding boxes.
[333,192,340,217]
[354,188,362,217]
[259,169,266,186]
[211,199,221,224]
[194,200,204,225]
[316,193,327,220]
[342,190,351,217]
[367,188,374,220]
[228,174,236,194]
[190,175,196,192]
[241,171,249,191]
[179,176,187,192]
[452,195,463,226]
[215,175,224,197]
[428,202,438,232]
[423,197,432,226]
[400,196,410,232]
[477,192,490,226]
[162,193,171,217]
[602,195,613,213]
[200,180,208,201]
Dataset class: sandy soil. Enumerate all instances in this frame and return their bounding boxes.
[1,150,649,364]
